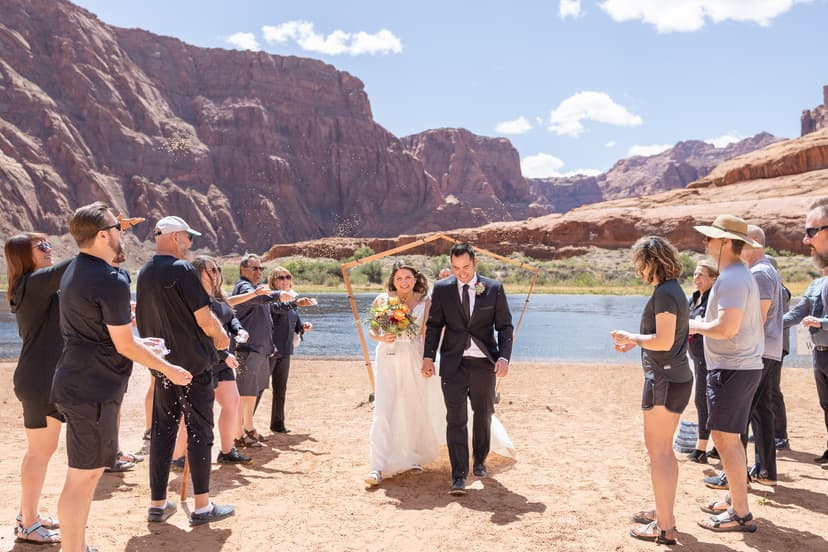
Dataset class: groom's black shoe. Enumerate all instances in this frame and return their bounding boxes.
[473,463,488,478]
[449,478,467,496]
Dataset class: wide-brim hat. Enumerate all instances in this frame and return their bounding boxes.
[693,215,761,248]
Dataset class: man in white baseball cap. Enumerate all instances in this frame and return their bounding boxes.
[154,215,202,238]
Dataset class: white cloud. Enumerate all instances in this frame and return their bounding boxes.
[599,0,807,33]
[262,21,402,55]
[628,143,672,156]
[606,140,616,148]
[226,32,260,51]
[521,153,601,178]
[705,131,744,148]
[495,116,533,135]
[547,91,642,137]
[560,0,583,19]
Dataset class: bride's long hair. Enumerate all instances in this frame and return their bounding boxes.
[386,262,428,295]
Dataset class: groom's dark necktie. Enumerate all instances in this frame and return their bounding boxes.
[462,284,472,349]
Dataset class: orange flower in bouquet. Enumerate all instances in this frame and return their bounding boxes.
[367,295,419,338]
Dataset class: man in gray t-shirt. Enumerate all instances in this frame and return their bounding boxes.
[690,215,763,533]
[740,224,785,485]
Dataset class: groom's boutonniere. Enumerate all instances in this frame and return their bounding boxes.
[474,281,486,296]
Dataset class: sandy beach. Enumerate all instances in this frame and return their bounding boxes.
[0,359,826,551]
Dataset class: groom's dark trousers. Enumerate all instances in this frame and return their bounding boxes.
[442,357,496,479]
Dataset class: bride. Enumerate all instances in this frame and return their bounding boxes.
[365,263,514,486]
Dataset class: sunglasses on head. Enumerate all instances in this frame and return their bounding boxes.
[805,225,828,238]
[99,222,122,232]
[276,275,292,280]
[33,241,52,253]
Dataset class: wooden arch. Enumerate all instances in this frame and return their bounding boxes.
[340,233,540,398]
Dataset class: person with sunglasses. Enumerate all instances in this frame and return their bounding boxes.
[230,255,314,448]
[266,267,314,434]
[136,215,234,526]
[4,233,69,544]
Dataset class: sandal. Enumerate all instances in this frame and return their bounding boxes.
[118,450,145,463]
[631,509,656,524]
[245,429,267,443]
[240,434,263,448]
[629,521,677,545]
[700,493,731,515]
[15,521,60,544]
[143,428,152,441]
[698,508,757,533]
[104,459,135,473]
[16,514,59,530]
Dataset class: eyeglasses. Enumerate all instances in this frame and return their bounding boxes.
[248,266,264,272]
[805,225,828,238]
[33,241,52,252]
[99,222,122,232]
[275,275,292,280]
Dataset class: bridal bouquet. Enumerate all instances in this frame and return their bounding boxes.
[367,296,419,338]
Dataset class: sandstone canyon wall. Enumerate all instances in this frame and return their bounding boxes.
[801,85,828,136]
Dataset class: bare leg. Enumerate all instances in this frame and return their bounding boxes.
[215,381,240,453]
[19,417,62,527]
[57,466,104,552]
[712,430,750,515]
[172,416,186,459]
[643,406,680,534]
[144,378,155,436]
[237,395,257,437]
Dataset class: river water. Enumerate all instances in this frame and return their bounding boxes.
[0,292,811,367]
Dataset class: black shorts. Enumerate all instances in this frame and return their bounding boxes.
[56,401,120,470]
[212,364,235,389]
[641,372,692,414]
[706,369,762,434]
[20,396,65,429]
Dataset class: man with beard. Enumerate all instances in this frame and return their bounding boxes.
[801,197,828,465]
[136,216,233,526]
[52,203,192,552]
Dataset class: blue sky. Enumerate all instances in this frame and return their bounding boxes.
[73,0,827,177]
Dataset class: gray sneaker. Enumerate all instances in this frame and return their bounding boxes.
[189,503,234,526]
[147,501,177,522]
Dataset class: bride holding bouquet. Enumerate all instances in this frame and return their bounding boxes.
[365,262,514,487]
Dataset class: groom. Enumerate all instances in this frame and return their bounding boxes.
[422,243,513,495]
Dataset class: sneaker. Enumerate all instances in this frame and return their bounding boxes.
[686,449,708,464]
[170,456,185,470]
[704,471,729,490]
[365,470,382,486]
[752,472,778,486]
[707,447,720,460]
[814,449,828,464]
[189,503,234,526]
[147,501,177,522]
[217,448,252,465]
[775,438,790,450]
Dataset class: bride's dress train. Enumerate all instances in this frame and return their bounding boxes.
[369,295,514,479]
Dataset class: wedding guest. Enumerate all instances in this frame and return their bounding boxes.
[767,255,792,451]
[690,215,762,533]
[53,203,192,551]
[438,267,451,280]
[5,233,67,544]
[136,215,234,526]
[192,256,253,465]
[611,236,691,546]
[686,259,718,464]
[366,263,439,485]
[266,266,314,434]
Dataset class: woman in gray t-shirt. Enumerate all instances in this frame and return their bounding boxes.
[611,236,692,546]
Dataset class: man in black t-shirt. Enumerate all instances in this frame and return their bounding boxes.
[136,215,234,526]
[53,203,192,552]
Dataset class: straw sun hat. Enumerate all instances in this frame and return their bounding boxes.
[693,214,762,248]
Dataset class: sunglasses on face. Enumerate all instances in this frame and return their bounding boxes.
[33,241,52,253]
[248,266,264,272]
[805,225,828,238]
[275,275,292,281]
[100,222,122,232]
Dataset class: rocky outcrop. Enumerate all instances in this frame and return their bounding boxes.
[801,85,828,136]
[529,133,779,213]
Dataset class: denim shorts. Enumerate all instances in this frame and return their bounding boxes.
[641,371,692,414]
[706,368,762,434]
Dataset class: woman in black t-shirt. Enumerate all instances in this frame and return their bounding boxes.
[5,233,66,544]
[686,260,718,464]
[611,236,691,546]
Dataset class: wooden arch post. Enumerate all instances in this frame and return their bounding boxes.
[340,233,540,401]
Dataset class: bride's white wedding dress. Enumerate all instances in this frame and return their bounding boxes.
[369,294,515,479]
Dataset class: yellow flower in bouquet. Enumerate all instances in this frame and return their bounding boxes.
[367,296,419,338]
